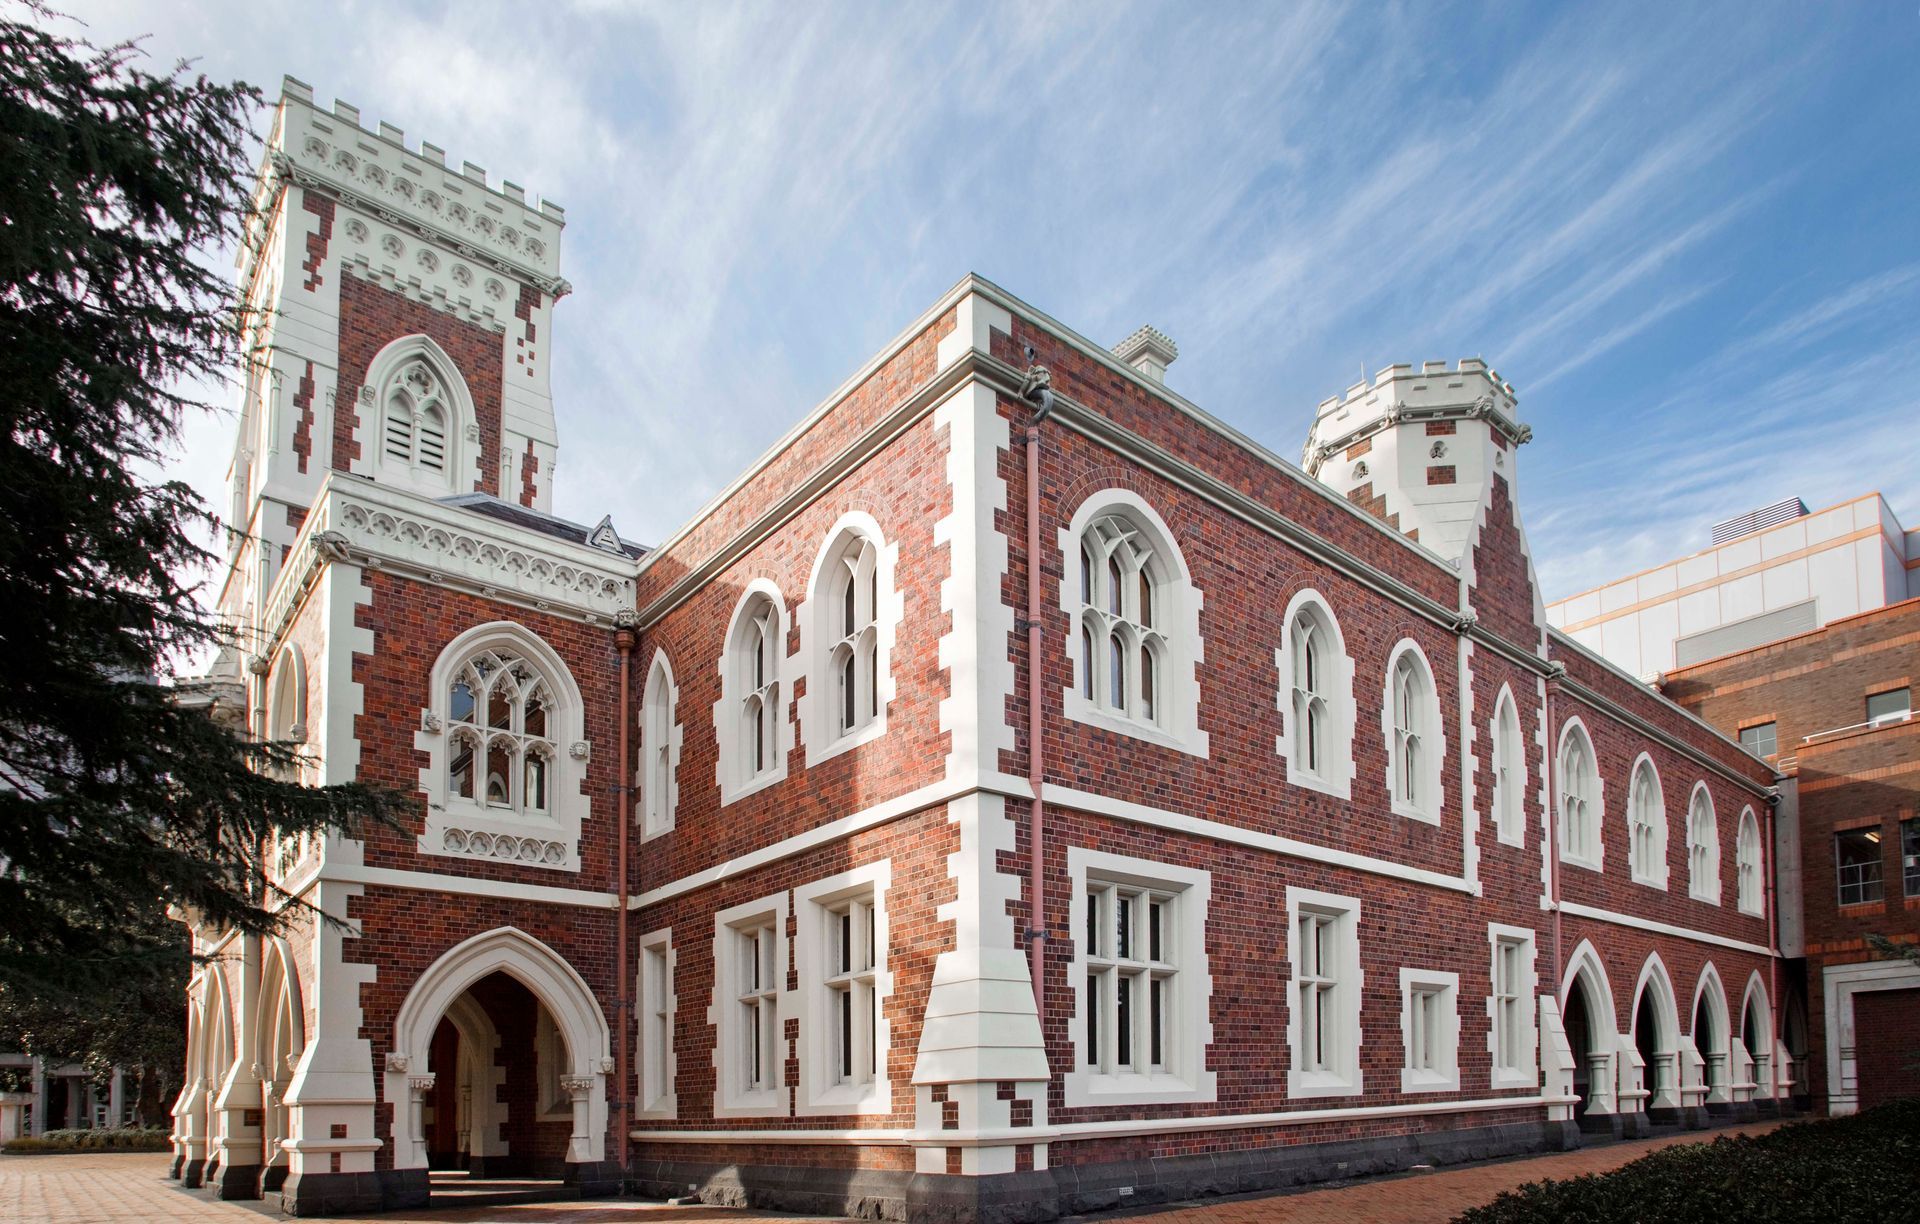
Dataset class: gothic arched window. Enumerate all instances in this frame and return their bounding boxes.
[446,645,557,818]
[1558,721,1602,868]
[1628,757,1668,888]
[1736,809,1763,915]
[1383,642,1443,823]
[641,652,679,838]
[716,581,791,803]
[1688,784,1721,903]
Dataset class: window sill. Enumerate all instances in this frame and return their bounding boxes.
[1561,853,1604,873]
[713,1090,788,1119]
[1064,1068,1214,1109]
[1063,692,1208,758]
[796,1081,892,1117]
[1630,874,1669,891]
[1391,799,1441,826]
[1283,763,1353,802]
[719,765,787,808]
[1689,889,1721,906]
[1287,1069,1362,1100]
[1400,1068,1460,1094]
[639,820,675,843]
[634,1095,678,1121]
[1489,1066,1539,1092]
[806,717,889,769]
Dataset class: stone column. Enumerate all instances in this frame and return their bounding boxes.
[107,1068,125,1128]
[406,1074,437,1169]
[1584,1051,1615,1114]
[562,1076,595,1164]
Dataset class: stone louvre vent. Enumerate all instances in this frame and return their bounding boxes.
[1112,325,1178,383]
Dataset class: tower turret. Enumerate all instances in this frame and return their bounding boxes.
[1302,359,1528,562]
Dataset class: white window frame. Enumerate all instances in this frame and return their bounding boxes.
[413,621,588,873]
[709,891,789,1118]
[640,651,681,839]
[713,579,793,805]
[794,861,893,1115]
[1065,848,1215,1108]
[1490,685,1527,847]
[1381,639,1445,824]
[636,927,676,1119]
[1287,886,1363,1099]
[1275,590,1356,798]
[1399,968,1461,1093]
[1487,923,1539,1090]
[1736,808,1764,916]
[1687,782,1721,904]
[1627,754,1669,889]
[1058,490,1209,758]
[797,512,901,766]
[1556,718,1605,871]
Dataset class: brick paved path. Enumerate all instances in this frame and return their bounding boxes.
[0,1124,1782,1224]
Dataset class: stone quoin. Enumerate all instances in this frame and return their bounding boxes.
[173,78,1791,1220]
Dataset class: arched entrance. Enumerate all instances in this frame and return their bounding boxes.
[191,969,235,1189]
[1691,964,1731,1111]
[255,940,305,1194]
[1560,942,1618,1119]
[1740,974,1775,1105]
[386,928,610,1206]
[1631,954,1681,1117]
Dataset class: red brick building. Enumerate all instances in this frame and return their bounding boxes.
[1662,597,1920,1116]
[171,81,1787,1220]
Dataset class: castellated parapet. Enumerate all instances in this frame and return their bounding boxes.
[1302,358,1528,564]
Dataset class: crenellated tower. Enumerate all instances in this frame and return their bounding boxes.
[1302,359,1529,563]
[213,76,570,681]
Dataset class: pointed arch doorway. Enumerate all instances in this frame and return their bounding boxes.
[386,928,612,1208]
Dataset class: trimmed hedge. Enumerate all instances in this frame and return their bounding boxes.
[3,1126,172,1153]
[1456,1101,1920,1223]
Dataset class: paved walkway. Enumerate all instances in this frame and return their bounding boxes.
[0,1124,1783,1224]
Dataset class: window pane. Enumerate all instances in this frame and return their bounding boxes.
[1116,894,1132,960]
[1086,973,1100,1066]
[1738,722,1777,756]
[1116,975,1132,1066]
[1138,571,1153,629]
[1150,977,1164,1067]
[485,739,511,806]
[1140,645,1156,721]
[1906,819,1920,898]
[1080,624,1095,699]
[523,752,547,811]
[1148,901,1163,962]
[1868,689,1910,724]
[523,691,547,739]
[1107,556,1123,616]
[1109,633,1125,709]
[449,735,474,800]
[1836,828,1885,904]
[450,679,475,725]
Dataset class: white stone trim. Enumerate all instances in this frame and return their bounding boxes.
[636,927,677,1120]
[1381,638,1446,825]
[713,578,794,805]
[1274,588,1356,799]
[797,511,902,767]
[1044,781,1478,894]
[1555,715,1605,872]
[1556,900,1774,957]
[794,861,895,1116]
[1286,886,1363,1099]
[710,890,791,1118]
[1625,752,1670,890]
[1063,849,1216,1108]
[934,382,1017,788]
[1490,684,1528,848]
[412,620,588,873]
[1486,923,1540,1091]
[640,651,681,840]
[1059,488,1209,758]
[1398,967,1461,1094]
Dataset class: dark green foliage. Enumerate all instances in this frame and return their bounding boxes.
[1455,1102,1920,1223]
[0,5,404,1011]
[4,1126,172,1152]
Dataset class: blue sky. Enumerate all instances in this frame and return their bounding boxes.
[58,1,1920,599]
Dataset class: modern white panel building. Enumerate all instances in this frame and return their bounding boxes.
[1546,494,1919,681]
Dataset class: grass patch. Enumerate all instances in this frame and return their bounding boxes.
[1456,1100,1920,1223]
